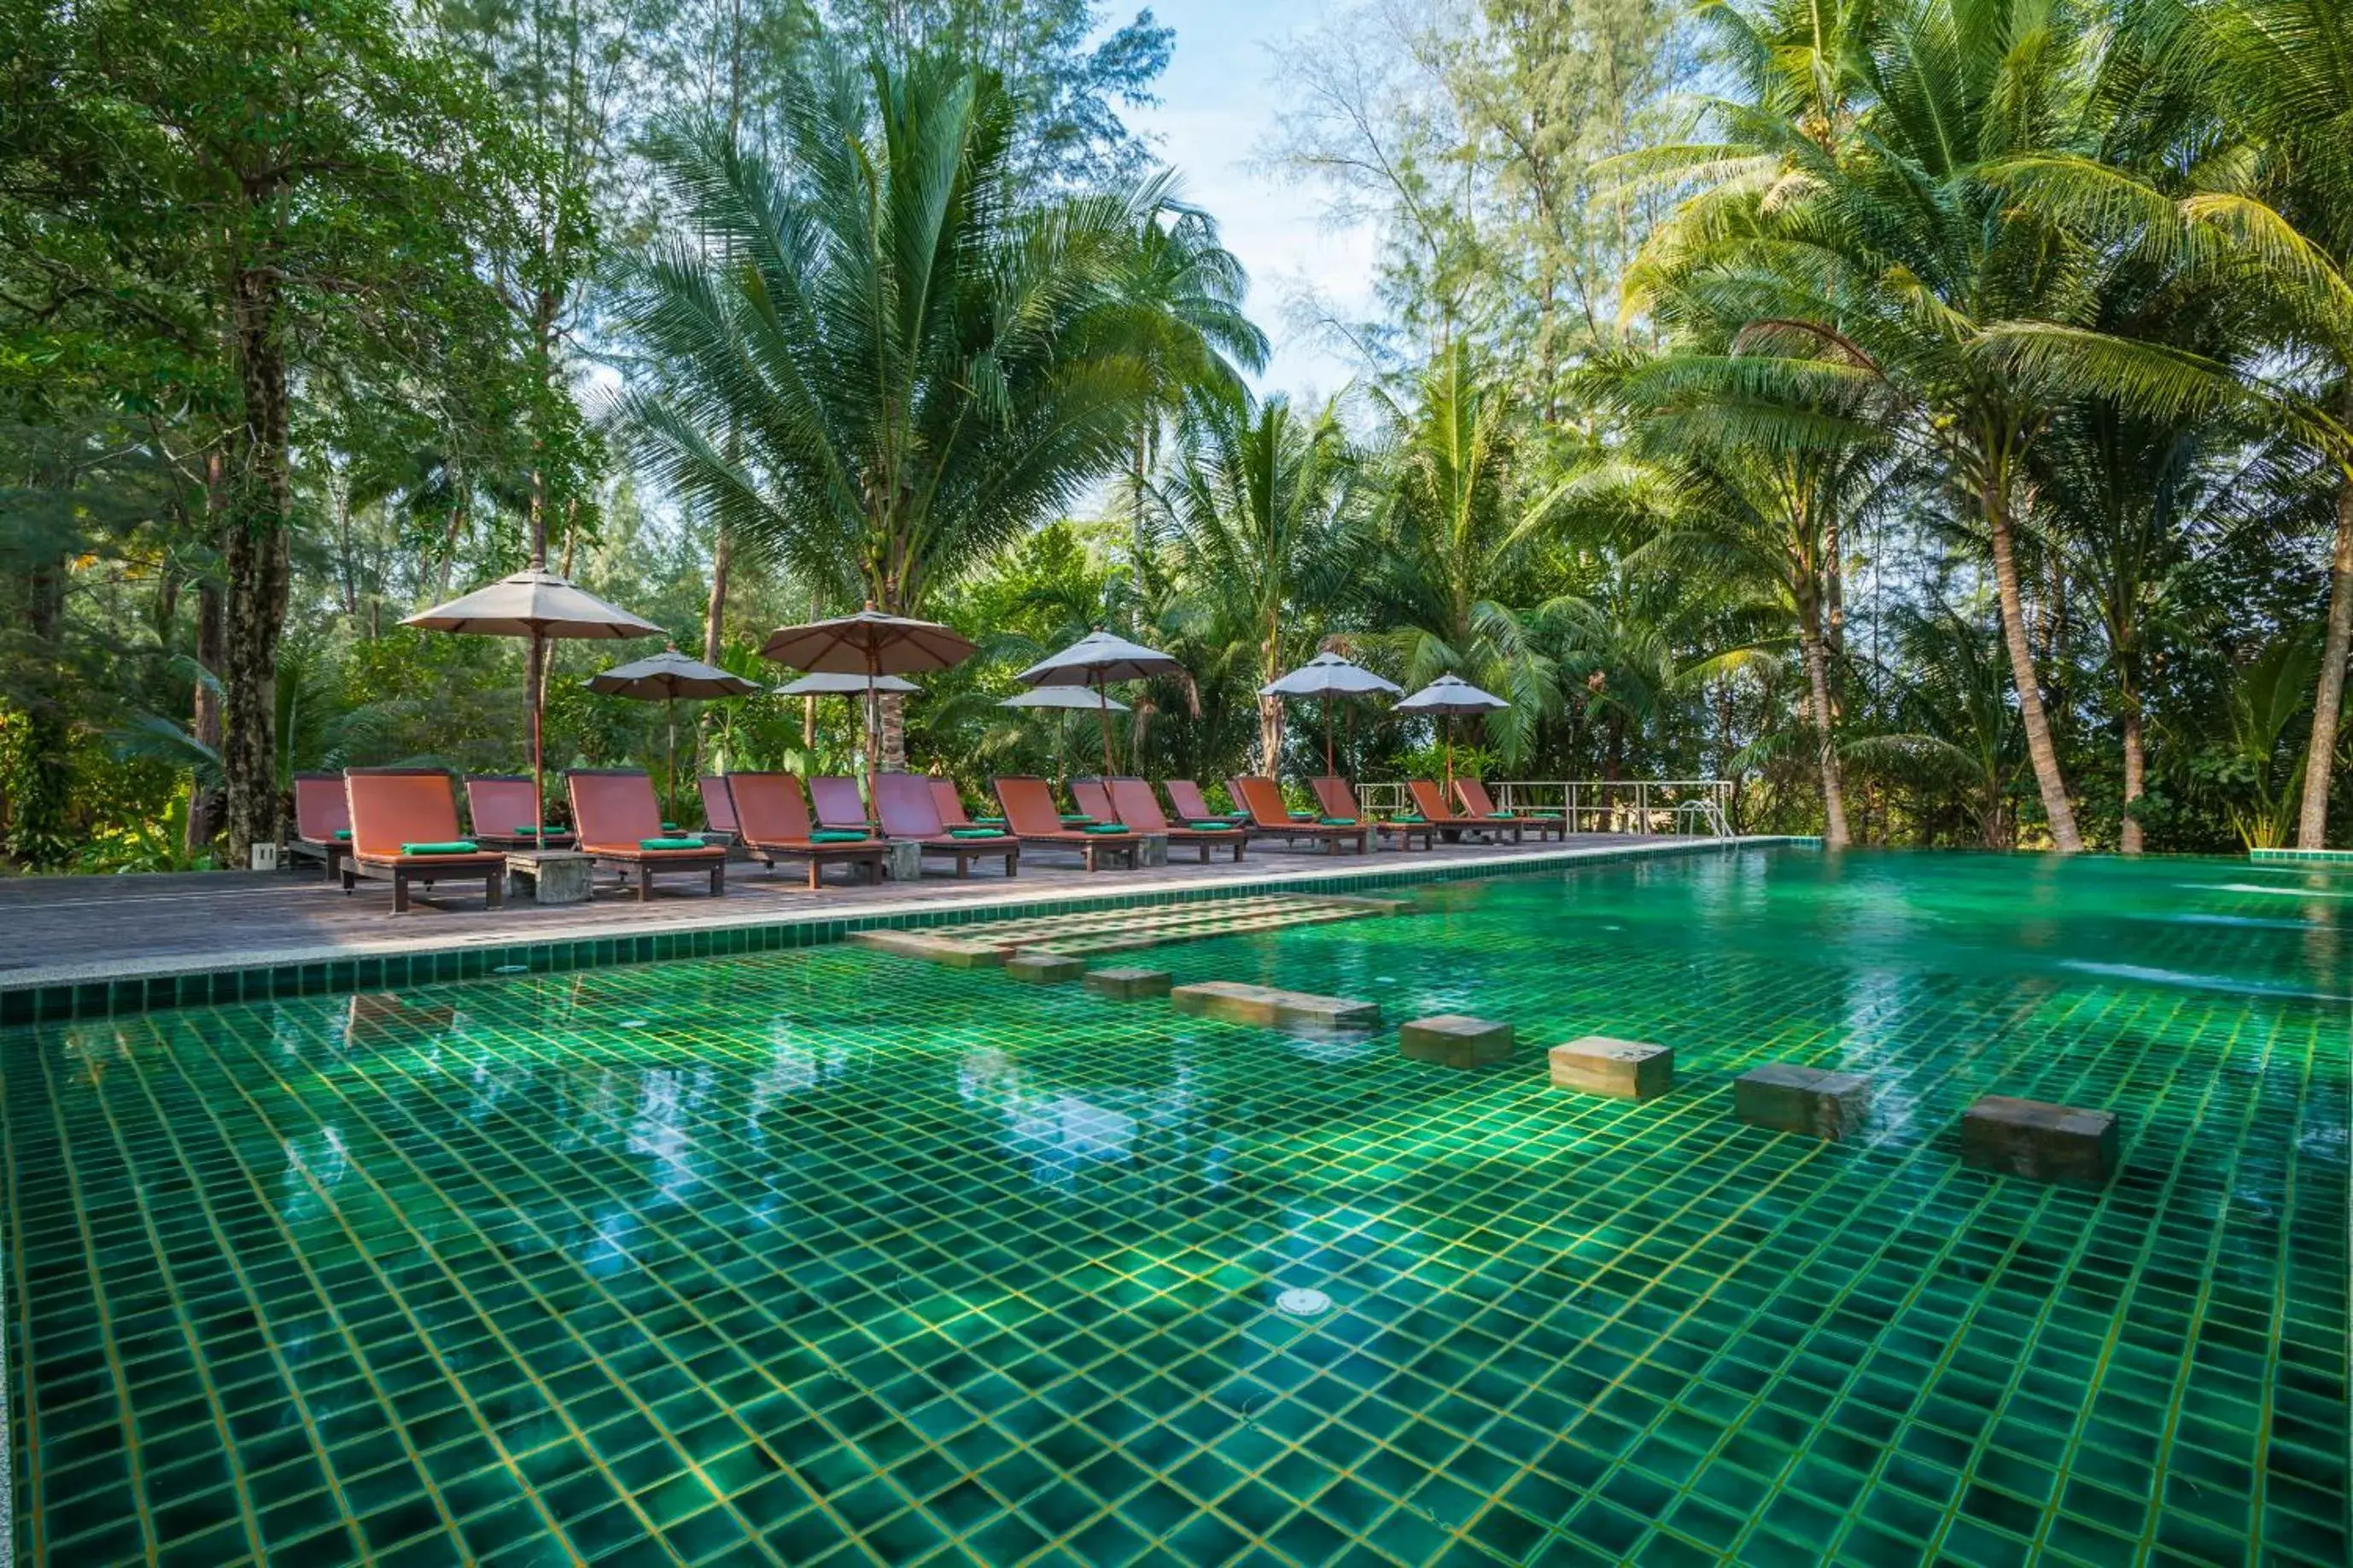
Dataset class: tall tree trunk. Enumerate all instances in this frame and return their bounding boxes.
[703,523,732,664]
[221,265,293,865]
[2298,469,2353,848]
[1258,612,1282,771]
[1985,476,2083,851]
[1799,605,1849,848]
[2119,691,2146,856]
[879,692,905,772]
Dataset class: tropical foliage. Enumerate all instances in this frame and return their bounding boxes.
[3,0,2350,871]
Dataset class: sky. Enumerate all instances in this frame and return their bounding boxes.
[1123,0,1375,398]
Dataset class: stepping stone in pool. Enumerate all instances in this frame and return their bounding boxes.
[1171,981,1380,1032]
[1962,1095,2119,1185]
[1400,1015,1514,1068]
[851,930,1007,969]
[1006,951,1087,984]
[1734,1063,1871,1141]
[1086,966,1171,1000]
[1549,1035,1674,1100]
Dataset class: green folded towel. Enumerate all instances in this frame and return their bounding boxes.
[975,815,1006,825]
[513,825,567,836]
[400,841,479,855]
[1393,814,1426,825]
[661,821,679,832]
[1486,811,1517,819]
[1060,813,1096,825]
[1287,811,1316,820]
[949,827,1007,839]
[1078,823,1129,835]
[1318,816,1359,826]
[332,829,352,840]
[639,836,706,849]
[809,830,867,843]
[1185,821,1231,831]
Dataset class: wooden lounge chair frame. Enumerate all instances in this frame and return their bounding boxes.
[874,773,1019,878]
[809,776,877,836]
[1314,775,1433,851]
[568,769,728,900]
[1106,777,1244,862]
[1165,778,1246,825]
[1454,777,1566,841]
[342,767,507,914]
[727,773,887,890]
[1229,776,1369,854]
[464,774,575,851]
[993,776,1141,871]
[697,775,740,844]
[289,771,353,883]
[1407,779,1522,843]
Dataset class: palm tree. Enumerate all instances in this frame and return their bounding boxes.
[1848,603,2024,849]
[611,46,1245,768]
[1620,0,2264,850]
[2134,0,2353,845]
[1165,393,1361,768]
[1358,346,1567,766]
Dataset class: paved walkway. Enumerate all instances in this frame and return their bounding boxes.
[0,833,1762,994]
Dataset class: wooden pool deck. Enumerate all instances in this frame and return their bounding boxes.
[0,831,1775,1002]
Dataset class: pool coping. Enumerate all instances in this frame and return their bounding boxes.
[1,836,1809,1025]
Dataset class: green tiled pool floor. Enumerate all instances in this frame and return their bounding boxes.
[4,848,2346,1565]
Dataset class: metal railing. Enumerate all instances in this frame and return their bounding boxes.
[1353,779,1735,837]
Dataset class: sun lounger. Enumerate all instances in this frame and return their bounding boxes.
[726,772,887,889]
[698,776,739,843]
[874,773,1019,878]
[567,770,728,899]
[1229,776,1369,854]
[1068,777,1118,824]
[1407,779,1521,843]
[1106,777,1244,862]
[1454,777,1566,841]
[1315,775,1433,851]
[809,776,875,835]
[342,768,506,913]
[1165,778,1246,825]
[464,775,575,850]
[993,776,1141,871]
[289,772,352,882]
[929,778,995,831]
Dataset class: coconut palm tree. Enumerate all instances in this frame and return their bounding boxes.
[610,45,1251,767]
[1358,345,1568,766]
[1165,393,1362,768]
[1619,0,2273,850]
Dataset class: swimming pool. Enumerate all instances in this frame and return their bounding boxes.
[5,847,2344,1565]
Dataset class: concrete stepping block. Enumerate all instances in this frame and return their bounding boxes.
[1085,966,1171,1000]
[1005,951,1087,984]
[1400,1015,1513,1068]
[850,930,1007,969]
[1735,1063,1871,1140]
[1549,1036,1674,1100]
[1962,1096,2119,1185]
[1171,981,1380,1031]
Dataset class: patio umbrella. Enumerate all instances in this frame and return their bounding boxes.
[405,567,661,849]
[776,672,921,765]
[999,686,1130,778]
[587,647,759,824]
[1261,651,1405,775]
[760,606,975,801]
[1393,674,1509,788]
[1017,629,1182,773]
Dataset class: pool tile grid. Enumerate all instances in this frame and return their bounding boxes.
[5,851,2346,1567]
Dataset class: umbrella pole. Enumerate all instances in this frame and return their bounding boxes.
[666,697,679,826]
[530,628,546,851]
[865,655,881,809]
[1444,715,1453,790]
[1096,680,1114,776]
[1323,701,1334,777]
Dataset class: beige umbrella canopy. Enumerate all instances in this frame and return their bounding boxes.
[1262,651,1405,775]
[776,672,921,768]
[999,686,1131,778]
[405,568,662,849]
[1393,674,1509,787]
[760,606,975,800]
[587,647,759,824]
[1017,629,1182,773]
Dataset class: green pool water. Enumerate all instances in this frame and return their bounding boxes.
[3,846,2345,1566]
